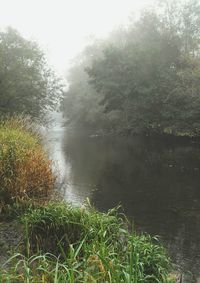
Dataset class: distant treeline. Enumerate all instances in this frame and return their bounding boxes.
[62,0,200,137]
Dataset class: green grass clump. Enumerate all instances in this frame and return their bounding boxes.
[0,202,173,283]
[0,117,55,209]
[22,202,123,256]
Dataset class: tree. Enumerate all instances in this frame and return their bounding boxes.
[62,40,111,134]
[86,0,200,136]
[0,27,63,120]
[62,0,200,137]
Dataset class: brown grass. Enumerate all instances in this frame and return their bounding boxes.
[0,117,55,207]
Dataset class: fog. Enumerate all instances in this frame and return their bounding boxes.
[0,0,153,75]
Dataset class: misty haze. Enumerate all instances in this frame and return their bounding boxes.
[1,0,200,282]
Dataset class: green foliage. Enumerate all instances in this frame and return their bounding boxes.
[22,202,123,256]
[0,117,55,208]
[0,202,174,282]
[62,0,200,137]
[0,27,63,120]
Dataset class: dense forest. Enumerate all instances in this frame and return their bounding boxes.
[62,0,200,137]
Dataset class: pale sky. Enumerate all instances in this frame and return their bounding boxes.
[0,0,154,76]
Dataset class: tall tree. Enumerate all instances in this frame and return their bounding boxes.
[63,0,200,136]
[0,27,63,119]
[86,1,200,135]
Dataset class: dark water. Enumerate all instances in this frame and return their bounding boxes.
[46,119,200,281]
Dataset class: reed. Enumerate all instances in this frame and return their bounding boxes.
[0,117,55,210]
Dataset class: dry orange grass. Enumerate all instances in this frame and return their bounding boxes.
[0,117,55,206]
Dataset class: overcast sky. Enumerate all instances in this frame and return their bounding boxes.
[0,0,154,76]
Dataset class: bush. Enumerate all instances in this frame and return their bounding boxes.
[0,117,55,207]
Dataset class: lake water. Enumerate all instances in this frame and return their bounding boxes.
[46,115,200,281]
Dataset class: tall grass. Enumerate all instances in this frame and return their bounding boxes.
[0,117,55,209]
[22,202,124,256]
[0,202,174,283]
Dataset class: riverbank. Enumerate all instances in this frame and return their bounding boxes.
[0,202,177,283]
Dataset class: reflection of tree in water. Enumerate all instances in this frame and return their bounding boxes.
[63,132,200,277]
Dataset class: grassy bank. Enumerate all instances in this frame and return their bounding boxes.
[0,118,176,282]
[0,202,176,283]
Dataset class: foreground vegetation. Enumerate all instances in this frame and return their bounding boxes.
[0,116,55,212]
[0,203,176,283]
[0,119,176,282]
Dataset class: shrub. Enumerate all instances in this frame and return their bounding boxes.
[0,117,55,207]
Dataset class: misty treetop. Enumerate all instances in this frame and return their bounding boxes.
[0,27,63,120]
[63,0,200,137]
